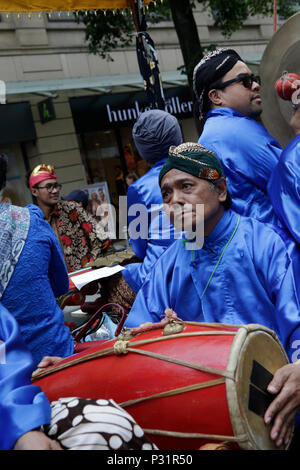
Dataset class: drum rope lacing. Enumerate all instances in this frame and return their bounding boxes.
[119,377,226,407]
[113,332,236,379]
[32,329,237,380]
[141,429,248,443]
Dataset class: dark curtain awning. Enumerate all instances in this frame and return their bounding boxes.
[0,102,36,145]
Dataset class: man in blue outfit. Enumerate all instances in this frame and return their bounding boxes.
[193,48,300,246]
[0,154,74,366]
[125,142,300,366]
[0,302,60,450]
[193,48,281,226]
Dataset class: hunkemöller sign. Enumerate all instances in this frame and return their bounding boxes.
[106,94,194,125]
[70,86,194,133]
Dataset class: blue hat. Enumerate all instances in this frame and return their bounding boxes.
[132,110,183,163]
[62,190,88,209]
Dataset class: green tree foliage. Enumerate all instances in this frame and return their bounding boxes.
[76,4,170,61]
[76,0,298,60]
[76,0,298,94]
[200,0,298,37]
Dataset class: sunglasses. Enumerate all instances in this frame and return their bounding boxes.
[35,183,62,193]
[211,73,261,91]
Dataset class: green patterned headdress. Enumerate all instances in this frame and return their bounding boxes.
[159,142,224,186]
[159,142,232,209]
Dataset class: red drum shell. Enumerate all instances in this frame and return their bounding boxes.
[33,322,288,450]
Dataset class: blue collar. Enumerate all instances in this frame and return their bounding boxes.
[206,107,248,120]
[203,209,239,253]
[180,210,240,254]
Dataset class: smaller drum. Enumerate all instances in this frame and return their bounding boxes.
[32,321,290,450]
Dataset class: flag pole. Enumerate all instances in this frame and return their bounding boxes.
[273,0,277,33]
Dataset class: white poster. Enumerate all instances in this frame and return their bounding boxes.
[81,181,116,239]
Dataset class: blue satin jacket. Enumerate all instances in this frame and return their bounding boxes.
[1,205,74,365]
[0,303,51,450]
[268,133,300,244]
[125,209,300,361]
[123,158,179,292]
[199,107,282,224]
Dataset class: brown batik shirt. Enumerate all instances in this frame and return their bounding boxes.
[47,200,108,273]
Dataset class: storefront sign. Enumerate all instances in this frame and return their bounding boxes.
[106,94,193,125]
[70,86,194,133]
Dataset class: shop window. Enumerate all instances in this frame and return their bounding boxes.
[0,144,32,207]
[78,127,151,210]
[79,130,123,208]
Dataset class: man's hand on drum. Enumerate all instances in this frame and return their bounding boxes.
[264,361,300,446]
[14,431,63,450]
[38,356,63,368]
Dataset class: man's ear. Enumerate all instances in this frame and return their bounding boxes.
[31,187,38,198]
[216,178,227,203]
[207,89,223,107]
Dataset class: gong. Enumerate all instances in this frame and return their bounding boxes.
[260,11,300,147]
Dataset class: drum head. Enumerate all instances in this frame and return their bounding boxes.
[226,325,290,450]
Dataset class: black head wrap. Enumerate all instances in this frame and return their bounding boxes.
[193,48,244,121]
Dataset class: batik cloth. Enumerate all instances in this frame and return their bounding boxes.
[0,203,30,299]
[158,142,224,185]
[42,397,158,450]
[47,200,107,272]
[101,273,137,313]
[1,205,74,365]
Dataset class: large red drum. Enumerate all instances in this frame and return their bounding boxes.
[32,321,290,450]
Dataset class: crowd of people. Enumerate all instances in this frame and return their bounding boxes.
[1,46,300,451]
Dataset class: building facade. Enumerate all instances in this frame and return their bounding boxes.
[0,8,278,209]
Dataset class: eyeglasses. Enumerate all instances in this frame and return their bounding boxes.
[35,183,62,192]
[211,73,261,91]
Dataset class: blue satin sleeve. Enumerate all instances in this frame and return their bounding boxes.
[125,246,176,327]
[273,260,300,362]
[123,238,175,292]
[0,303,51,450]
[27,204,69,298]
[200,109,281,191]
[227,122,281,190]
[251,225,300,362]
[125,241,203,328]
[48,227,69,298]
[267,134,300,244]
